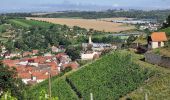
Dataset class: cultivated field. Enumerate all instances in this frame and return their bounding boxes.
[26,17,135,32]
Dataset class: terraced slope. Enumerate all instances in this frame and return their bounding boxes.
[121,51,170,100]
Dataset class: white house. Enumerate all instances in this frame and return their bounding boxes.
[81,52,99,60]
[148,32,168,49]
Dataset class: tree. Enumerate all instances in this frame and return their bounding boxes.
[65,46,81,61]
[0,62,26,100]
[126,35,137,46]
[162,15,170,28]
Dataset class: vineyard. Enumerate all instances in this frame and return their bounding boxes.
[67,52,155,99]
[28,51,155,100]
[9,19,53,28]
[27,77,79,100]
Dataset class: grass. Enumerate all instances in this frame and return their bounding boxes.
[152,47,170,57]
[9,19,53,28]
[27,77,78,100]
[120,50,170,100]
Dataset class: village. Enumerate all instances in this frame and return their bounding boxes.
[1,46,79,85]
[0,27,168,85]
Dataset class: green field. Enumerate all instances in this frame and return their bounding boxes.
[9,19,53,28]
[28,51,155,100]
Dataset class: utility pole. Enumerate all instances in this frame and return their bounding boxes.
[48,71,52,99]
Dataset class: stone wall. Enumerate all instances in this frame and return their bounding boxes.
[145,53,170,68]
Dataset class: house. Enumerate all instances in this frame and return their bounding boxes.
[23,51,33,57]
[51,46,59,53]
[81,52,99,60]
[148,32,168,49]
[32,50,39,55]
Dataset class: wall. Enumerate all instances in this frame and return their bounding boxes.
[145,53,162,65]
[151,42,158,49]
[151,42,164,49]
[145,53,170,68]
[81,52,98,60]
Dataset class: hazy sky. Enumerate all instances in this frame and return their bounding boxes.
[1,0,170,12]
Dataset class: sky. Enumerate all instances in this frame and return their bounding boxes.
[1,0,170,13]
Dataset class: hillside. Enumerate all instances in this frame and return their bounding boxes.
[121,51,170,100]
[28,51,155,100]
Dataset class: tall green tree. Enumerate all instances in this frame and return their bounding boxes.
[162,15,170,28]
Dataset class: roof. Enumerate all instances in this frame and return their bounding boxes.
[32,50,39,54]
[151,32,168,42]
[18,72,31,79]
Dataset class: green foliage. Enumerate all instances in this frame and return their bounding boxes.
[9,19,53,28]
[67,52,155,100]
[154,49,161,55]
[162,15,170,28]
[0,63,27,100]
[38,89,59,100]
[92,36,123,43]
[126,35,137,45]
[160,27,170,36]
[65,46,81,61]
[27,78,78,100]
[1,91,17,100]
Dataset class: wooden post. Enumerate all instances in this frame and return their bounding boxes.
[48,71,52,99]
[145,93,148,100]
[4,93,7,100]
[90,93,93,100]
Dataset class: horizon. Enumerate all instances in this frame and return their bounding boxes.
[1,0,170,13]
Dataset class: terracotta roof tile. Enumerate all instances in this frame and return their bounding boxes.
[18,72,31,79]
[151,32,168,42]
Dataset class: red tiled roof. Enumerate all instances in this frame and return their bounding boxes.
[35,56,46,63]
[47,62,58,70]
[69,62,79,69]
[151,32,168,42]
[32,50,39,54]
[23,52,32,57]
[18,72,31,79]
[56,53,66,59]
[3,59,20,67]
[32,71,49,80]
